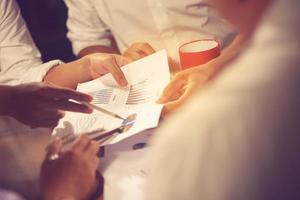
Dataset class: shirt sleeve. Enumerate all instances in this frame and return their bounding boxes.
[145,79,300,200]
[0,0,62,86]
[144,20,300,199]
[64,0,112,56]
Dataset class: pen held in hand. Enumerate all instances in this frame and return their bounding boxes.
[79,101,125,120]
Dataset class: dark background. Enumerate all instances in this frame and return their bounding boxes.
[16,0,76,62]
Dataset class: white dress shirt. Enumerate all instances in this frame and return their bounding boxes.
[0,0,61,85]
[145,0,300,199]
[64,0,236,61]
[0,1,61,198]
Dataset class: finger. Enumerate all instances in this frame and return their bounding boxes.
[89,55,128,86]
[168,57,180,74]
[72,135,91,152]
[58,110,66,118]
[162,97,187,117]
[93,157,100,170]
[157,77,185,103]
[178,76,203,101]
[35,109,64,128]
[123,51,144,61]
[39,108,65,119]
[45,100,93,113]
[131,43,156,55]
[163,97,186,116]
[163,82,199,113]
[165,89,184,102]
[115,55,132,67]
[29,115,62,128]
[45,138,63,159]
[38,86,93,102]
[103,56,128,86]
[125,48,148,58]
[84,140,100,157]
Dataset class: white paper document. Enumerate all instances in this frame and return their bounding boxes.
[53,50,170,145]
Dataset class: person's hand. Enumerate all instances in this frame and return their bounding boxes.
[88,53,131,87]
[123,42,156,61]
[123,42,181,74]
[157,67,212,116]
[168,56,181,74]
[40,136,100,200]
[5,82,92,128]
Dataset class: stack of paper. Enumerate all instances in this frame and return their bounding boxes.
[53,50,170,145]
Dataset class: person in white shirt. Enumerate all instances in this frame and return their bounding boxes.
[0,0,129,198]
[63,0,242,115]
[0,0,134,127]
[64,0,236,63]
[144,0,300,199]
[157,33,248,115]
[0,0,130,89]
[38,0,300,199]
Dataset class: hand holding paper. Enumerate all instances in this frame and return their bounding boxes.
[53,50,170,146]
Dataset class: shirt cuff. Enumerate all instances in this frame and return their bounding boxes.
[0,60,63,86]
[22,59,64,83]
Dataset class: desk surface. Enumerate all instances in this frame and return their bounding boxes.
[100,129,154,200]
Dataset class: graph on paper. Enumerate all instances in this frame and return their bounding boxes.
[75,115,98,131]
[54,50,170,145]
[126,79,151,105]
[90,88,113,105]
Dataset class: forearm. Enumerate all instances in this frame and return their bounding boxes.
[43,57,91,89]
[78,44,119,58]
[0,85,14,116]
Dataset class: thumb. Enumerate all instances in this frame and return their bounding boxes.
[163,80,199,113]
[157,77,184,104]
[45,138,62,159]
[115,55,132,67]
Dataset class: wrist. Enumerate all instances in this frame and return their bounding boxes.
[193,59,223,78]
[77,55,93,83]
[43,57,93,89]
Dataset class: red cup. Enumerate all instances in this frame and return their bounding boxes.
[179,39,220,70]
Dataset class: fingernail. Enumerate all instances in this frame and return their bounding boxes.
[87,107,93,113]
[83,107,93,113]
[120,78,128,86]
[85,95,93,102]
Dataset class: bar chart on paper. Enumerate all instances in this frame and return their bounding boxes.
[53,50,170,145]
[90,88,113,105]
[126,79,151,105]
